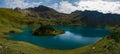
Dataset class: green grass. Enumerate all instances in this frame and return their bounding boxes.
[0,8,120,54]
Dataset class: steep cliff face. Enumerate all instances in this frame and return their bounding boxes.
[71,10,120,26]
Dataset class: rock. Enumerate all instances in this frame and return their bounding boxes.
[92,47,96,50]
[0,45,3,49]
[9,30,15,33]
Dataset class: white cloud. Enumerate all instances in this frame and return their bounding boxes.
[4,0,120,14]
[50,1,77,14]
[50,3,59,10]
[51,0,120,14]
[4,0,42,9]
[59,1,77,14]
[77,0,120,14]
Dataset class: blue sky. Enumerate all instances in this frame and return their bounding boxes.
[0,0,120,14]
[24,0,61,6]
[0,1,5,8]
[0,0,73,8]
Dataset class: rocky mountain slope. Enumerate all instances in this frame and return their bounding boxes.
[14,5,120,26]
[71,10,120,26]
[14,5,83,25]
[14,5,70,19]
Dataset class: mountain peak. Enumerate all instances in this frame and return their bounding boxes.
[38,5,49,9]
[27,5,55,12]
[14,5,69,19]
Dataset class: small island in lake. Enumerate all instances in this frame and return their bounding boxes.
[32,25,65,36]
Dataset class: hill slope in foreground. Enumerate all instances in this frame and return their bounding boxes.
[0,8,120,54]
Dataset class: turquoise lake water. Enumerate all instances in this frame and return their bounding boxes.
[10,26,109,49]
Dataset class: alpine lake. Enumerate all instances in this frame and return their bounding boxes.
[10,26,109,50]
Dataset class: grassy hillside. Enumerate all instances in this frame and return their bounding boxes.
[0,8,22,27]
[0,8,120,54]
[0,8,23,38]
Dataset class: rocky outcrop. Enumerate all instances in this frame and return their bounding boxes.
[14,7,30,16]
[32,25,65,36]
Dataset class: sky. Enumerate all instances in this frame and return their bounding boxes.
[0,0,120,14]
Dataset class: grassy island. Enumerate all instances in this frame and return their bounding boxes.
[32,25,65,36]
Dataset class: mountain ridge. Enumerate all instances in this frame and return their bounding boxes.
[14,5,120,26]
[71,10,120,26]
[14,5,70,19]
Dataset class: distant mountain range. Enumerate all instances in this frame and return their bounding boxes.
[14,5,83,25]
[71,10,120,26]
[14,5,120,26]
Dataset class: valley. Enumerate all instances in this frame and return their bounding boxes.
[0,5,120,54]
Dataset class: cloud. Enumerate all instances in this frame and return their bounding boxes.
[51,0,120,14]
[3,0,120,14]
[4,0,42,9]
[51,1,77,13]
